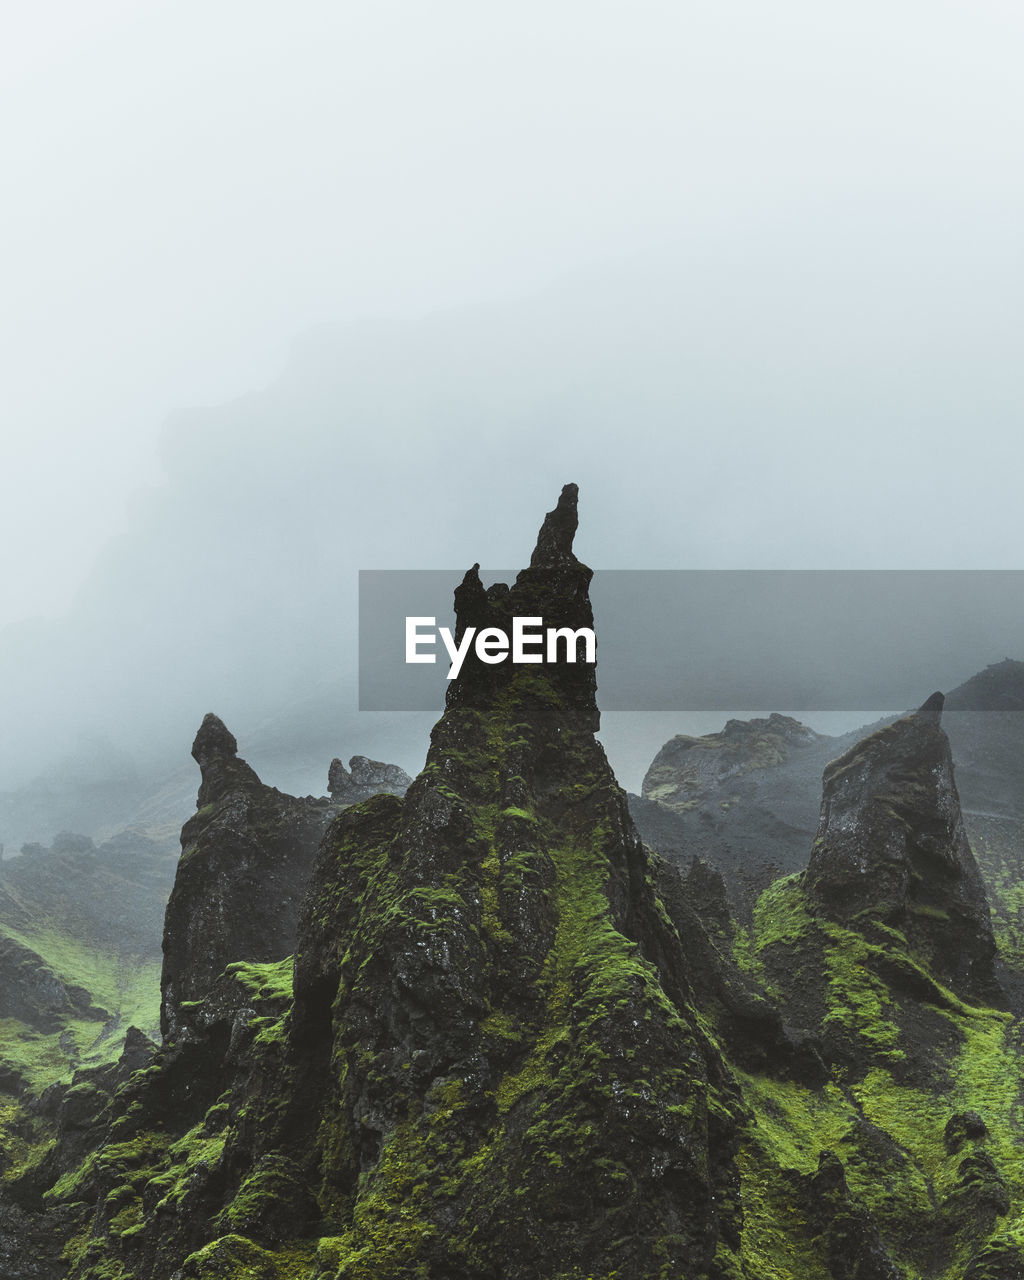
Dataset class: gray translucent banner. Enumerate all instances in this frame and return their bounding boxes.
[358,570,1024,712]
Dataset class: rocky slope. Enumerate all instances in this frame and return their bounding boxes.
[631,713,846,918]
[160,713,340,1042]
[0,828,174,1098]
[5,486,772,1278]
[2,490,1023,1279]
[803,693,996,1000]
[0,733,423,1280]
[631,664,1024,949]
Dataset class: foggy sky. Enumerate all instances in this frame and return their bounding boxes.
[4,2,1024,800]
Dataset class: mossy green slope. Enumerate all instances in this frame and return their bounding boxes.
[733,875,1024,1277]
[727,693,1024,1278]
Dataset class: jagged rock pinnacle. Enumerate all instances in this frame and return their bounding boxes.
[327,757,347,797]
[190,713,260,809]
[163,720,335,1041]
[804,691,996,997]
[453,563,486,643]
[529,482,579,567]
[191,713,238,766]
[288,481,743,1277]
[446,486,596,726]
[327,755,412,803]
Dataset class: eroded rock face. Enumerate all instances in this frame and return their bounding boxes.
[327,755,411,804]
[17,486,758,1279]
[803,692,996,998]
[285,483,747,1277]
[160,714,335,1040]
[632,712,836,921]
[642,712,821,810]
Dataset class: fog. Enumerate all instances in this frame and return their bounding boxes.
[4,2,1024,833]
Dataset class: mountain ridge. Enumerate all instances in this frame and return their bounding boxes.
[1,490,1023,1277]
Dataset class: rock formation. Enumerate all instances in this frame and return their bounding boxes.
[289,481,747,1276]
[0,936,107,1039]
[642,711,821,809]
[803,692,997,998]
[632,711,838,918]
[160,713,336,1040]
[326,754,411,804]
[4,490,1024,1280]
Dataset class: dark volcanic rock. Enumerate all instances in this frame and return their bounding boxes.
[803,1151,903,1280]
[327,754,412,803]
[803,693,997,998]
[631,662,1024,962]
[0,1199,71,1280]
[945,1110,990,1155]
[160,713,336,1040]
[631,712,854,920]
[18,1026,160,1207]
[289,481,745,1277]
[24,494,1024,1280]
[54,486,757,1280]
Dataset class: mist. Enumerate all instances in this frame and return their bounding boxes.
[4,1,1024,834]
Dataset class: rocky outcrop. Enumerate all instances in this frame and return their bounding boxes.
[642,712,821,809]
[632,669,1024,998]
[0,936,107,1038]
[326,754,411,804]
[803,692,997,998]
[160,713,336,1040]
[15,493,1024,1280]
[29,486,763,1280]
[289,482,746,1277]
[741,698,1016,1277]
[632,712,840,919]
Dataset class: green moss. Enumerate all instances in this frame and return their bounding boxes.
[223,957,294,1002]
[753,874,814,951]
[479,1009,522,1043]
[179,1233,280,1279]
[47,1131,171,1205]
[738,857,1024,1279]
[0,1097,52,1182]
[220,1153,310,1237]
[500,806,536,823]
[0,920,160,1096]
[820,928,904,1063]
[963,1221,1024,1279]
[731,925,759,977]
[0,922,161,1034]
[954,1008,1024,1203]
[320,1109,447,1279]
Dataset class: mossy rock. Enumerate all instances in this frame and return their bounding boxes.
[220,1153,318,1242]
[179,1233,279,1279]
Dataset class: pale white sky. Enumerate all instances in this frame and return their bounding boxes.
[3,1,1024,627]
